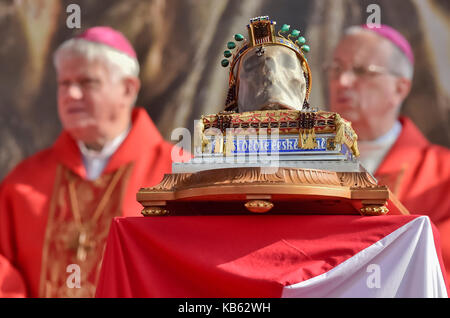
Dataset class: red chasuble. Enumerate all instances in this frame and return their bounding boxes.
[0,108,176,297]
[375,116,450,278]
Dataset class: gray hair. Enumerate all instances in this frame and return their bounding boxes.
[344,26,414,80]
[53,38,140,82]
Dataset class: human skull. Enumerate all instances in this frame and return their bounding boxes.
[237,45,306,112]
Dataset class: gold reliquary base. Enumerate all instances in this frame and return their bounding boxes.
[137,167,410,217]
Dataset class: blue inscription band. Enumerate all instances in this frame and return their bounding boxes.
[231,137,326,154]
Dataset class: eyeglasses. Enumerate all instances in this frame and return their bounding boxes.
[325,62,398,79]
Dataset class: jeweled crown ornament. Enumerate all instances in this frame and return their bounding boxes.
[222,16,312,112]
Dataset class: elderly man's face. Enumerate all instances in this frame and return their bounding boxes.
[328,32,408,141]
[57,57,134,148]
[237,45,306,112]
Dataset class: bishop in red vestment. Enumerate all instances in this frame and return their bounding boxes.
[329,25,450,279]
[0,27,181,297]
[374,116,450,277]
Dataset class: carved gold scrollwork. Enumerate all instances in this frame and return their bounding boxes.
[338,172,378,188]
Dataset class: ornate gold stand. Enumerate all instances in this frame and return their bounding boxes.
[137,167,410,217]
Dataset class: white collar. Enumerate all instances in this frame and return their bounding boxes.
[362,120,402,146]
[357,121,402,174]
[78,127,130,159]
[77,127,130,180]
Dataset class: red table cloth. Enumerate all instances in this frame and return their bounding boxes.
[96,214,448,298]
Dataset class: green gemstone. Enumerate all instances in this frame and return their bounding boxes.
[221,59,230,67]
[280,24,290,33]
[234,33,244,42]
[227,41,236,50]
[224,50,232,58]
[290,29,300,38]
[296,36,306,45]
[301,45,310,53]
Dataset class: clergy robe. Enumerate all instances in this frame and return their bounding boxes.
[0,108,177,297]
[375,116,450,278]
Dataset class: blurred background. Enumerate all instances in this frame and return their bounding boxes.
[0,0,449,180]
